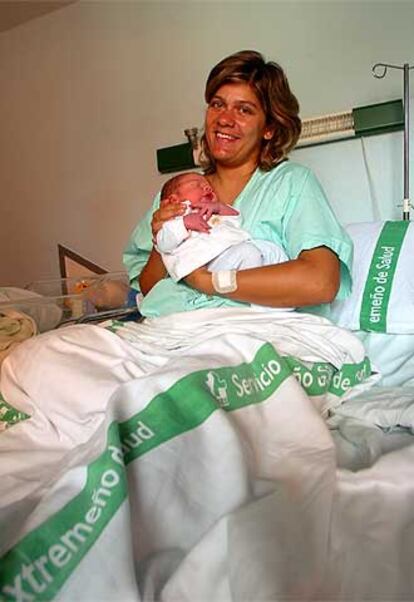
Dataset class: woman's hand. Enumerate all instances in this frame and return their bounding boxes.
[151,197,185,240]
[140,198,187,297]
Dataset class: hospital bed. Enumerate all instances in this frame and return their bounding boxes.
[1,212,414,601]
[2,65,414,596]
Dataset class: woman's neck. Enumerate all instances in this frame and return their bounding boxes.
[207,163,257,205]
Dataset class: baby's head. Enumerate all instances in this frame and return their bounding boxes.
[161,172,216,205]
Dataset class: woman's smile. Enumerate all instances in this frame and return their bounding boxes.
[214,131,241,148]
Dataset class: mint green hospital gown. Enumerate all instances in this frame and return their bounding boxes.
[123,161,353,318]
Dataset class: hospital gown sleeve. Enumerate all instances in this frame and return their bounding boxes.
[283,168,353,302]
[123,194,160,291]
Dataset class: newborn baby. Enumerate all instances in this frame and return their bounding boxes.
[156,172,288,282]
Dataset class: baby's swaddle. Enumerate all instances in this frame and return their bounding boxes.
[158,214,250,282]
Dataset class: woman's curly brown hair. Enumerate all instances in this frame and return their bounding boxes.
[200,50,301,174]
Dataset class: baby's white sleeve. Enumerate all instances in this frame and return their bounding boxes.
[156,217,189,253]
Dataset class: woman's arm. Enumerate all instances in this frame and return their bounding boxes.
[184,246,340,307]
[138,248,167,295]
[137,198,186,296]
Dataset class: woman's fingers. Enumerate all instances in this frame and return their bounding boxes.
[151,202,185,236]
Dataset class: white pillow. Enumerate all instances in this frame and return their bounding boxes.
[330,221,414,333]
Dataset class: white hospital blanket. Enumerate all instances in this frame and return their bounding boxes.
[1,308,413,602]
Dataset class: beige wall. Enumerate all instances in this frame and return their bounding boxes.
[0,1,413,286]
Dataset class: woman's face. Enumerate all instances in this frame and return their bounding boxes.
[205,82,271,170]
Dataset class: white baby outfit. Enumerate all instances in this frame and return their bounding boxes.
[156,207,289,283]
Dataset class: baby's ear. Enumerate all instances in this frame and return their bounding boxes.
[163,193,178,205]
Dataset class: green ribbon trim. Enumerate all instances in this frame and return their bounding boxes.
[359,221,409,332]
[0,393,30,430]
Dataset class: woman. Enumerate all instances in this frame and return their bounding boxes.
[124,50,352,318]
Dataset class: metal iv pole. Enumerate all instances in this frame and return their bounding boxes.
[373,62,414,220]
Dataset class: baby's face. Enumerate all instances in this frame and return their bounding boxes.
[177,175,216,205]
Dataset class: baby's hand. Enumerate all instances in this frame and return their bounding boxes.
[183,212,211,233]
[211,202,239,216]
[190,200,239,221]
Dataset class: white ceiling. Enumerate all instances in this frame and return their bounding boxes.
[0,0,76,33]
